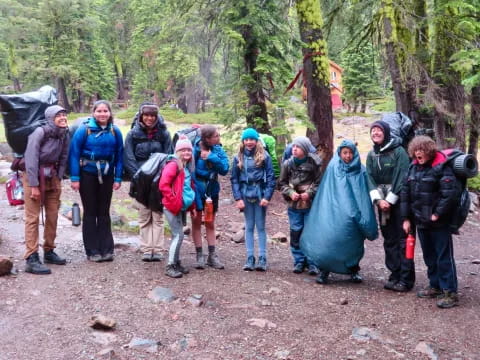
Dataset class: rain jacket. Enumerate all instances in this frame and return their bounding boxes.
[300,140,378,274]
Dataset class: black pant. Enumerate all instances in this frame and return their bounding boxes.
[79,171,114,256]
[380,203,415,288]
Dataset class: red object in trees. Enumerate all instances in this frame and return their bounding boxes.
[204,197,214,223]
[405,234,416,259]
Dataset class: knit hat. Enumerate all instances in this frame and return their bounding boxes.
[175,135,193,152]
[45,105,66,122]
[241,128,259,141]
[292,136,313,155]
[140,104,159,116]
[370,120,391,143]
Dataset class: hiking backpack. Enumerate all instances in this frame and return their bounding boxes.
[441,149,478,234]
[172,125,201,150]
[380,112,415,149]
[129,152,169,212]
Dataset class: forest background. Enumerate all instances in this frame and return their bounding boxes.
[1,0,479,185]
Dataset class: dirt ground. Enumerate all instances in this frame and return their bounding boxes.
[1,172,480,360]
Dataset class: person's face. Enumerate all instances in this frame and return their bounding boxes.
[93,104,111,125]
[179,148,192,162]
[243,138,257,151]
[414,149,430,165]
[206,132,220,146]
[292,144,306,159]
[53,111,68,128]
[340,147,354,164]
[371,126,385,145]
[142,113,157,128]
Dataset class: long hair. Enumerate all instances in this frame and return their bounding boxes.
[237,141,266,170]
[200,125,217,149]
[407,135,437,159]
[92,100,114,124]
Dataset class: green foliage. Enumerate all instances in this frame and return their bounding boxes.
[370,96,396,112]
[467,174,480,192]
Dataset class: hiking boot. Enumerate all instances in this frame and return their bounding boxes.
[151,253,163,262]
[195,252,205,269]
[255,256,267,272]
[175,261,189,274]
[316,271,329,284]
[25,253,51,275]
[44,250,66,265]
[351,272,363,283]
[436,291,459,309]
[165,264,183,278]
[293,262,305,274]
[391,282,410,292]
[307,264,320,276]
[101,253,114,262]
[243,256,255,271]
[88,254,103,262]
[207,253,224,269]
[383,280,398,291]
[417,286,442,299]
[142,252,152,262]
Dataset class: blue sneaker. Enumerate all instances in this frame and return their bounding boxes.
[243,256,255,271]
[255,256,267,271]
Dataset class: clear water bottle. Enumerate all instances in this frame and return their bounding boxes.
[72,203,81,227]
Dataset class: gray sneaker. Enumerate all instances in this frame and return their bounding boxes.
[142,252,152,262]
[165,264,182,278]
[151,253,164,262]
[207,253,224,269]
[436,291,459,309]
[195,252,205,269]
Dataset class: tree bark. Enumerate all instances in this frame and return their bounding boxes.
[468,85,480,157]
[55,77,70,112]
[296,0,333,166]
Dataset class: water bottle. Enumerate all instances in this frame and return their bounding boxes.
[72,203,81,227]
[405,233,415,259]
[204,197,214,223]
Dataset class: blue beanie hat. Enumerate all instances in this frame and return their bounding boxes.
[241,128,259,141]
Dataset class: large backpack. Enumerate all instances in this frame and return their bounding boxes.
[128,152,169,212]
[441,149,478,234]
[380,112,414,149]
[172,125,201,150]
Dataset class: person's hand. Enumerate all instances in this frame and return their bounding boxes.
[300,192,309,201]
[290,192,300,201]
[378,200,390,212]
[260,199,269,207]
[200,149,210,160]
[113,182,121,191]
[403,219,411,234]
[30,187,40,201]
[71,181,80,191]
[236,199,245,210]
[431,214,439,222]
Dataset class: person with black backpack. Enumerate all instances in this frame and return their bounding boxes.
[366,120,415,292]
[401,136,460,308]
[123,104,172,262]
[23,105,70,274]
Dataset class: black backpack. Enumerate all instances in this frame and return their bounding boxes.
[128,152,169,212]
[441,149,478,234]
[380,112,415,149]
[172,125,201,150]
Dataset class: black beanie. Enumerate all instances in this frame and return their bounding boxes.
[370,120,391,144]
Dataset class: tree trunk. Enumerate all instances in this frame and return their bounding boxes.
[13,78,21,92]
[55,77,70,112]
[468,85,480,157]
[72,89,85,113]
[296,0,333,166]
[241,23,269,133]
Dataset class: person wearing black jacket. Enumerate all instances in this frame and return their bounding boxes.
[401,136,459,308]
[123,104,172,262]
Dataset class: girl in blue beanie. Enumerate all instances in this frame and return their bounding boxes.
[231,128,276,271]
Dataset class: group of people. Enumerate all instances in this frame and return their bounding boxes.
[21,102,461,309]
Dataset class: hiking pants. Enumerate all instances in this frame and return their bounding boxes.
[287,207,314,266]
[137,200,164,254]
[164,209,184,265]
[79,171,114,257]
[23,175,62,259]
[379,203,415,288]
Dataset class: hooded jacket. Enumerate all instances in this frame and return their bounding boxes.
[24,106,70,187]
[123,111,172,178]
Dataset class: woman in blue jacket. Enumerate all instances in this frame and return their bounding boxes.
[191,125,229,270]
[231,128,276,271]
[69,100,123,262]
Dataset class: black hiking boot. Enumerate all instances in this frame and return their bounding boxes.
[25,253,51,275]
[293,262,305,274]
[165,264,183,278]
[44,250,66,265]
[255,256,267,272]
[175,261,189,274]
[316,270,330,284]
[350,272,363,283]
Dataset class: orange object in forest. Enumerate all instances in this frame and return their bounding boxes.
[204,197,214,223]
[405,234,416,260]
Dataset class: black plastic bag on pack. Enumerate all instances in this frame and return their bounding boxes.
[380,112,414,149]
[0,85,58,155]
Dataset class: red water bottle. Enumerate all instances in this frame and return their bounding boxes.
[204,197,214,223]
[405,233,416,259]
